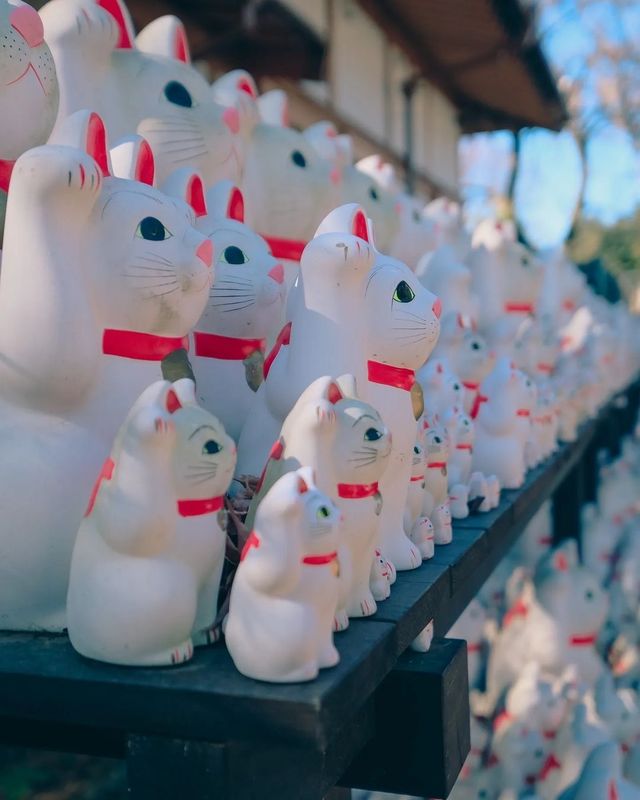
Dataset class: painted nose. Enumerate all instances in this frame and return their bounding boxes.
[268,263,285,285]
[222,106,240,134]
[196,239,213,268]
[433,298,442,319]
[10,3,43,47]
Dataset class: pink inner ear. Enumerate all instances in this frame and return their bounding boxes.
[135,139,154,186]
[86,113,110,177]
[237,78,256,98]
[297,476,308,494]
[96,0,133,48]
[327,383,343,405]
[436,363,443,374]
[554,552,568,572]
[166,389,181,414]
[186,175,207,217]
[227,187,244,222]
[281,102,289,127]
[352,209,369,242]
[174,24,190,63]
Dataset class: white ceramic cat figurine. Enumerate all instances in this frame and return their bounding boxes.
[416,244,479,326]
[0,0,59,239]
[362,249,441,569]
[67,379,236,665]
[0,110,212,631]
[248,375,391,623]
[558,742,640,800]
[472,358,528,490]
[41,0,242,187]
[472,541,608,717]
[225,467,342,683]
[163,177,286,442]
[236,203,374,478]
[404,435,435,560]
[212,72,339,280]
[421,418,453,545]
[423,197,471,259]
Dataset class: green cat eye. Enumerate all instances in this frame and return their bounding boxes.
[364,427,383,441]
[136,217,171,242]
[393,281,415,303]
[222,245,248,265]
[316,506,330,520]
[202,440,222,455]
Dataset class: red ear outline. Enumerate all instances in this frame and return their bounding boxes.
[327,382,343,405]
[186,175,207,218]
[134,139,154,186]
[352,209,369,242]
[297,476,308,494]
[174,23,190,63]
[436,362,444,374]
[553,551,569,572]
[227,187,244,222]
[237,78,256,98]
[87,113,110,177]
[166,389,181,414]
[96,0,133,48]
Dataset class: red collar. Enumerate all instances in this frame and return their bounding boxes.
[261,235,306,262]
[504,301,534,314]
[427,461,447,470]
[456,443,473,452]
[466,642,483,653]
[177,495,224,517]
[240,530,261,561]
[516,408,531,417]
[570,633,597,646]
[537,362,554,374]
[263,322,292,379]
[410,474,425,482]
[193,331,265,361]
[544,730,557,740]
[463,380,479,391]
[493,710,513,732]
[470,392,488,419]
[503,598,529,627]
[302,551,338,566]
[337,482,379,499]
[103,329,188,360]
[0,159,15,193]
[367,360,415,391]
[540,753,562,781]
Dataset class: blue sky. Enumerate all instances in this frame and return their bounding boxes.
[460,0,640,250]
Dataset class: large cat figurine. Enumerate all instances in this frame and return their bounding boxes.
[226,467,342,683]
[0,110,212,630]
[360,245,441,570]
[249,375,391,624]
[67,379,236,666]
[40,0,242,187]
[212,72,339,281]
[0,0,59,239]
[163,175,286,441]
[236,203,374,478]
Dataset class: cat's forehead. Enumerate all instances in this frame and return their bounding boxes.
[118,49,209,97]
[99,180,195,225]
[339,400,382,424]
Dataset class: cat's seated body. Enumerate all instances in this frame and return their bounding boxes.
[67,379,236,665]
[0,111,212,630]
[226,468,342,683]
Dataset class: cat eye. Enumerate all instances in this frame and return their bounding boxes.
[369,187,379,201]
[521,256,530,267]
[471,341,481,350]
[393,281,416,303]
[291,150,307,168]
[364,427,383,441]
[413,445,421,454]
[412,209,421,223]
[316,505,331,520]
[453,383,460,391]
[202,440,222,455]
[434,436,442,444]
[585,589,594,600]
[136,217,172,241]
[222,245,248,265]
[164,81,193,108]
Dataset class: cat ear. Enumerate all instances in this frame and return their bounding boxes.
[336,373,358,399]
[258,89,289,127]
[297,475,309,494]
[205,181,244,223]
[211,71,259,136]
[168,378,197,409]
[314,203,368,240]
[166,389,182,414]
[135,15,191,63]
[162,169,208,217]
[296,466,316,495]
[110,135,155,185]
[325,382,343,405]
[51,110,112,177]
[95,0,135,49]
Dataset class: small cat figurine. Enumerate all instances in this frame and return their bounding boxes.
[0,0,59,239]
[41,0,242,187]
[163,176,286,441]
[421,419,452,544]
[226,467,342,683]
[248,375,391,624]
[67,379,236,666]
[0,110,212,630]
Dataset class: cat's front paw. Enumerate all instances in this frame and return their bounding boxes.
[42,0,119,52]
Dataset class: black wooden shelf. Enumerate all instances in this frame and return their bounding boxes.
[0,380,637,800]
